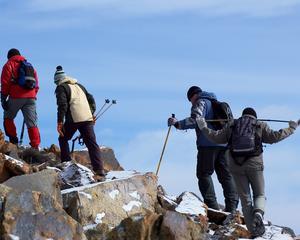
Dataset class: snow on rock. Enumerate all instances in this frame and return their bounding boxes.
[79,191,92,200]
[95,212,106,224]
[4,155,24,167]
[8,235,20,240]
[129,191,140,200]
[175,192,207,216]
[106,170,138,180]
[254,225,294,240]
[122,201,142,212]
[109,190,120,200]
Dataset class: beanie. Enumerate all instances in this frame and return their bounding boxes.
[187,86,202,101]
[7,48,21,59]
[242,107,257,118]
[54,65,66,84]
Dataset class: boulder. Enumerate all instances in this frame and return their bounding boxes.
[107,212,162,240]
[72,146,124,172]
[0,154,12,183]
[59,161,95,190]
[1,143,20,160]
[159,210,208,240]
[1,189,86,240]
[3,169,62,204]
[62,171,157,230]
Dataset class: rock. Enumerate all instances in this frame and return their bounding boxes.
[62,171,157,230]
[3,169,62,204]
[59,161,96,190]
[1,142,20,160]
[159,210,208,240]
[0,130,6,149]
[3,154,32,176]
[157,185,178,211]
[72,146,124,172]
[107,212,162,240]
[0,154,12,183]
[19,147,58,165]
[1,189,86,240]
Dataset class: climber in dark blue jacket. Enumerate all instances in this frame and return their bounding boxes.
[168,86,238,212]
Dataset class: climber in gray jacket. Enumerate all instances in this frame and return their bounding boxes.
[196,107,299,237]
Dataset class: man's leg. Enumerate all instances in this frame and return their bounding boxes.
[196,147,219,210]
[232,172,254,233]
[78,122,103,173]
[3,98,24,144]
[58,122,78,162]
[215,148,239,212]
[247,167,265,237]
[21,99,40,148]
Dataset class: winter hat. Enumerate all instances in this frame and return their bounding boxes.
[54,65,67,84]
[242,107,257,118]
[7,48,20,59]
[187,86,202,101]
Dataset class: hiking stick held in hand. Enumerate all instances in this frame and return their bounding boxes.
[19,119,26,145]
[156,114,175,176]
[206,118,291,123]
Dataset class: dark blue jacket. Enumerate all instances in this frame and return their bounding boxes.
[177,91,226,148]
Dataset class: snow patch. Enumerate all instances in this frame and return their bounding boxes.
[129,191,140,200]
[122,201,142,212]
[83,224,97,231]
[109,190,120,200]
[95,212,105,224]
[46,166,62,172]
[8,235,20,240]
[106,170,138,180]
[175,192,206,216]
[4,155,24,167]
[79,191,92,200]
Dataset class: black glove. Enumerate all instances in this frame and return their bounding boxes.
[1,94,8,111]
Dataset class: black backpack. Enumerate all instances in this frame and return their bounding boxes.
[14,60,36,89]
[211,100,233,130]
[230,116,263,163]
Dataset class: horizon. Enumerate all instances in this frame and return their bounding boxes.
[1,0,300,234]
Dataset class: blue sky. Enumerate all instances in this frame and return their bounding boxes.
[1,0,300,234]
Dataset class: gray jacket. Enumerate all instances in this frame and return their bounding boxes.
[200,119,295,172]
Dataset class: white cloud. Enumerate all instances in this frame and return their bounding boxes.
[16,0,300,17]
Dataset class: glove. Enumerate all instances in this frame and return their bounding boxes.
[1,94,8,111]
[288,120,298,130]
[57,122,64,137]
[196,117,207,130]
[168,117,177,127]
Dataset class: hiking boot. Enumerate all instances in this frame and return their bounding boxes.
[252,211,265,237]
[94,169,106,177]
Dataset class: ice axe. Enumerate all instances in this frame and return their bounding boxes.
[155,114,175,176]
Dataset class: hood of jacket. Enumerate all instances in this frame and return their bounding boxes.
[56,76,78,86]
[199,91,217,101]
[7,55,25,64]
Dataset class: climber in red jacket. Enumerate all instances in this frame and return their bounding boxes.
[1,48,40,148]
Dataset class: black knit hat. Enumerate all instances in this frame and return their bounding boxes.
[187,86,202,101]
[242,107,257,118]
[7,48,21,59]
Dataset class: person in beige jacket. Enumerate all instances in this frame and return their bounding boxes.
[196,107,299,237]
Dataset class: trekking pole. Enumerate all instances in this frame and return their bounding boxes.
[19,120,26,145]
[94,99,110,119]
[206,118,290,123]
[155,114,175,176]
[95,100,117,121]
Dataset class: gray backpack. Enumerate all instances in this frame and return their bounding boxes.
[230,116,263,164]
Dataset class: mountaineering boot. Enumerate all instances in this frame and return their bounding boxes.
[252,211,265,237]
[93,169,106,182]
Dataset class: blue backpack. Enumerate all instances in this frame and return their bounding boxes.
[15,60,36,89]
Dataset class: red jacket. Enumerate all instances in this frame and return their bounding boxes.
[1,55,39,98]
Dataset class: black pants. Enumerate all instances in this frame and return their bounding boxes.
[58,121,103,171]
[197,146,238,212]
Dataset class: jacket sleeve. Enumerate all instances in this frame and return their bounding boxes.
[200,122,231,144]
[78,84,96,114]
[55,85,68,123]
[177,100,205,130]
[1,63,12,96]
[261,122,295,144]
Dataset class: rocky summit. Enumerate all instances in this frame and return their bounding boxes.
[0,131,296,240]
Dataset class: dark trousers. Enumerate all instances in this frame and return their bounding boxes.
[197,146,238,212]
[58,121,103,171]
